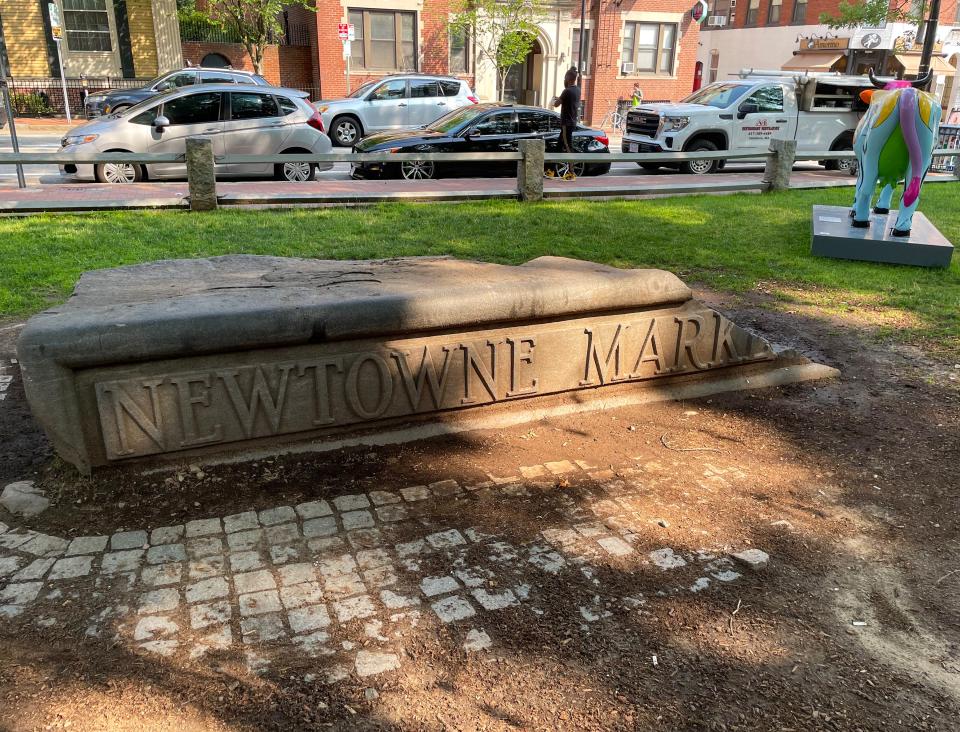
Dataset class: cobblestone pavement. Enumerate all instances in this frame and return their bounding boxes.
[0,457,762,683]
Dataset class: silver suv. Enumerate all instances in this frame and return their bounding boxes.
[317,74,478,147]
[60,84,333,183]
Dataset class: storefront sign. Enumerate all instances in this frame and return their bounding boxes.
[801,37,849,51]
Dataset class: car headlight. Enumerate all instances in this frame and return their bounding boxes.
[661,116,690,132]
[62,134,98,147]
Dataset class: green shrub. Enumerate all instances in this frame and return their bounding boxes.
[11,92,55,116]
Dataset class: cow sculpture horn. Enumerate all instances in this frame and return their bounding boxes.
[911,70,932,89]
[868,68,889,88]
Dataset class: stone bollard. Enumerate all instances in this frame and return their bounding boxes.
[954,155,960,181]
[762,138,797,192]
[517,138,545,202]
[185,136,217,211]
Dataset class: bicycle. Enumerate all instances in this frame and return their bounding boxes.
[598,100,627,133]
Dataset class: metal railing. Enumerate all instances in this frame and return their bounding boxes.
[3,77,150,118]
[179,18,310,47]
[0,142,957,208]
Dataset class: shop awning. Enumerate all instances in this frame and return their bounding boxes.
[893,54,956,75]
[781,52,845,71]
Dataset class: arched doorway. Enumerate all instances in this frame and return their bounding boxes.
[503,38,544,105]
[201,53,231,68]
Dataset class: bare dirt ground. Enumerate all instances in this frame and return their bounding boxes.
[0,289,958,732]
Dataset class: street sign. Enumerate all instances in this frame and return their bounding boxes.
[338,22,349,40]
[348,24,355,42]
[48,2,62,40]
[691,0,708,24]
[343,40,351,58]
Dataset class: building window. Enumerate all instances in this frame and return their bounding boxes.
[791,0,807,23]
[348,9,417,71]
[767,0,782,24]
[745,0,761,25]
[449,26,470,73]
[572,28,593,72]
[63,0,113,52]
[622,22,677,75]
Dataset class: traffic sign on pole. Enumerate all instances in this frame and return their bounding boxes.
[338,23,349,40]
[48,3,72,124]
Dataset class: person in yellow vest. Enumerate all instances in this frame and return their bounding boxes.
[631,82,643,107]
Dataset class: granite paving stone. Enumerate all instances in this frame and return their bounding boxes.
[190,600,232,630]
[295,500,332,519]
[234,569,276,595]
[258,506,296,526]
[227,529,262,550]
[101,550,144,574]
[111,530,148,551]
[20,534,69,557]
[355,651,400,677]
[150,525,184,545]
[141,563,182,587]
[341,510,375,531]
[280,582,324,609]
[332,494,370,512]
[185,518,222,538]
[134,615,178,641]
[426,530,467,549]
[0,556,23,577]
[239,589,283,617]
[303,516,338,539]
[375,505,409,523]
[139,588,181,614]
[333,594,376,622]
[240,613,285,643]
[265,523,300,544]
[229,551,264,573]
[48,556,94,581]
[146,544,187,565]
[223,511,259,534]
[368,491,401,506]
[400,486,431,502]
[189,556,225,580]
[0,582,43,605]
[288,603,331,633]
[185,576,229,603]
[278,563,316,586]
[187,536,223,558]
[12,558,55,582]
[65,536,108,556]
[432,595,476,623]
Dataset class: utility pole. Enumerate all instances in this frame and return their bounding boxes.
[0,9,25,188]
[918,0,940,88]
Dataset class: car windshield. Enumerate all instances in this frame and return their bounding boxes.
[348,81,377,99]
[681,84,751,108]
[427,106,486,133]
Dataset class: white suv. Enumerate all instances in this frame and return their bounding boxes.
[317,74,478,146]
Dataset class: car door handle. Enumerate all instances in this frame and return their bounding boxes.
[776,118,788,123]
[398,103,407,107]
[203,128,219,133]
[436,102,446,106]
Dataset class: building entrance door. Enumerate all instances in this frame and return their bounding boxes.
[503,39,543,104]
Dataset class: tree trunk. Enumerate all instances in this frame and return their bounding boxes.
[498,70,507,102]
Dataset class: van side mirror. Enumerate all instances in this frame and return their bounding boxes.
[154,115,170,131]
[737,101,759,119]
[156,81,172,92]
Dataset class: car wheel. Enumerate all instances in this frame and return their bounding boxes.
[825,139,854,171]
[681,140,720,175]
[95,161,142,184]
[400,160,435,180]
[274,150,316,182]
[331,116,361,147]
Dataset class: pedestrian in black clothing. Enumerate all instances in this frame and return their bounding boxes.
[549,67,580,180]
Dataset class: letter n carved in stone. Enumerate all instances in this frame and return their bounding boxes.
[96,379,167,457]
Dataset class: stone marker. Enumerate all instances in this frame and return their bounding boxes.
[17,256,837,473]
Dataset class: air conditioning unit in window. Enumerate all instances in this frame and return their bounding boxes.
[706,15,727,26]
[621,62,635,74]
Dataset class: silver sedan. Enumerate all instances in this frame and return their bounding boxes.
[59,83,333,183]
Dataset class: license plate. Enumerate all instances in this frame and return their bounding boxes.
[629,143,639,153]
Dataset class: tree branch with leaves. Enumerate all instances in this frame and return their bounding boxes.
[448,0,545,102]
[199,0,315,75]
[818,0,921,29]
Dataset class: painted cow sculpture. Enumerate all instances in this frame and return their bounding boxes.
[852,69,941,237]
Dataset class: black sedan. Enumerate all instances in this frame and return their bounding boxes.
[351,103,611,180]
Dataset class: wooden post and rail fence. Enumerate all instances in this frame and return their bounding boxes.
[0,141,958,211]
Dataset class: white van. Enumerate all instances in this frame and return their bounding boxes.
[622,70,870,174]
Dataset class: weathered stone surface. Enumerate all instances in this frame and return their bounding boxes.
[0,481,49,517]
[517,138,545,202]
[763,138,797,192]
[185,136,217,212]
[18,256,827,473]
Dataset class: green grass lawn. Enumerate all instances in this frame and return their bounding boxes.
[2,184,958,357]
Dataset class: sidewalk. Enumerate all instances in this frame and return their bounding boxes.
[0,168,884,214]
[5,117,75,136]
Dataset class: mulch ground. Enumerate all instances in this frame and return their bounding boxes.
[0,289,958,732]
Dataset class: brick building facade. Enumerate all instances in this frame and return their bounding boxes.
[181,0,702,126]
